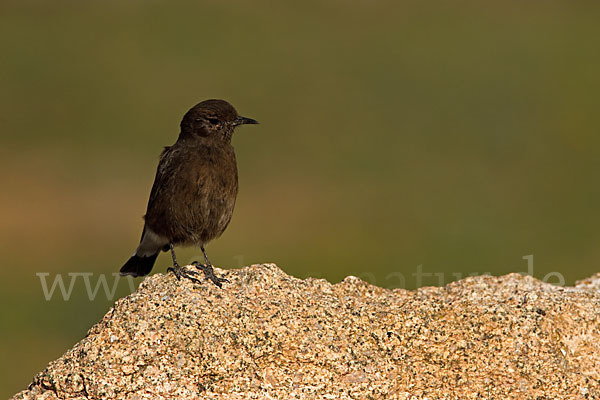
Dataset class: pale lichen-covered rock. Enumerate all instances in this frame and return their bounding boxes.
[11,264,600,399]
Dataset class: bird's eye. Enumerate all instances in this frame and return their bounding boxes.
[207,118,220,125]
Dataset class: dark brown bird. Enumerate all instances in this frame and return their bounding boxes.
[120,99,258,287]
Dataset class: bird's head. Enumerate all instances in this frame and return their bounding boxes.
[179,99,258,142]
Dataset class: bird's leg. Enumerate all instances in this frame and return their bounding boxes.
[192,245,230,288]
[169,243,179,266]
[167,243,201,284]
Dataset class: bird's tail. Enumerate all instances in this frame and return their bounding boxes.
[120,253,159,277]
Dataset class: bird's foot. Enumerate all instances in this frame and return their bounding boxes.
[167,264,202,285]
[192,261,230,288]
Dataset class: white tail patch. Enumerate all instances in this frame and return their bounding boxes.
[136,227,169,257]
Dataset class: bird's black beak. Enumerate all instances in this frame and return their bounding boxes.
[234,116,259,126]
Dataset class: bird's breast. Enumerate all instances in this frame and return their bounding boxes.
[192,146,238,193]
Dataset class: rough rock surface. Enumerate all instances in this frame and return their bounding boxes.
[12,264,600,399]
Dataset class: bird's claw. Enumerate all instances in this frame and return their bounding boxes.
[192,261,230,288]
[168,265,202,285]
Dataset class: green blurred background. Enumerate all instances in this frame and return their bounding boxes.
[2,0,600,396]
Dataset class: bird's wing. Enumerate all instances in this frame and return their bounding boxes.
[145,146,177,216]
[142,145,186,240]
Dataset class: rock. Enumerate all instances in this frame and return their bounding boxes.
[11,264,600,399]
